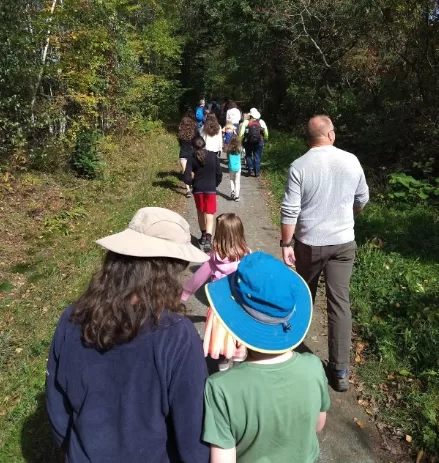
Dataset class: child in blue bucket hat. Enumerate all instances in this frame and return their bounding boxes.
[202,251,330,463]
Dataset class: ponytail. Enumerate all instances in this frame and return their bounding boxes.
[191,135,207,166]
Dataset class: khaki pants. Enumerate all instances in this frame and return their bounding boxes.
[295,240,356,370]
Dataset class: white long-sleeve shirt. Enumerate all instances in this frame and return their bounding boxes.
[281,145,369,246]
[226,108,241,125]
[200,128,223,153]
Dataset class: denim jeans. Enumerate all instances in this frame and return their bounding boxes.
[245,140,264,176]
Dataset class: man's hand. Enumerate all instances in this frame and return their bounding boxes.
[282,246,296,267]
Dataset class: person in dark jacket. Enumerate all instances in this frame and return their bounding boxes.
[184,136,222,253]
[46,207,210,463]
[178,115,198,197]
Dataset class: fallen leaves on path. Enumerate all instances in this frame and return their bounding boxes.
[354,417,366,429]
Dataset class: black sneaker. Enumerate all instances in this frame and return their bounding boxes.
[330,369,349,392]
[199,232,207,246]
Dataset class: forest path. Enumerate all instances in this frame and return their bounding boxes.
[180,154,390,463]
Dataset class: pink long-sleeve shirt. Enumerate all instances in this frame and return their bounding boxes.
[181,251,250,301]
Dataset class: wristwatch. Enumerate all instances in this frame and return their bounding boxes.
[280,240,294,248]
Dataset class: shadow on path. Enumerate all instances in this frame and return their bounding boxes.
[21,392,64,463]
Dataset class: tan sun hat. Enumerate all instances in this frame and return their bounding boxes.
[249,107,261,120]
[96,207,209,263]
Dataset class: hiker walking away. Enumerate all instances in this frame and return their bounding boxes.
[202,251,330,463]
[195,99,207,134]
[280,115,369,392]
[177,114,198,197]
[226,134,242,201]
[200,113,223,158]
[239,107,268,177]
[182,213,250,370]
[225,100,241,131]
[46,207,210,463]
[220,97,231,126]
[208,98,221,120]
[184,136,222,253]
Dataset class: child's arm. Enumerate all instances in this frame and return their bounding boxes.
[215,155,223,187]
[211,445,236,463]
[316,412,327,432]
[183,157,193,185]
[181,261,212,300]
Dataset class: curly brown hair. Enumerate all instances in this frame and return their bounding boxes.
[178,116,197,142]
[203,113,221,137]
[71,252,188,351]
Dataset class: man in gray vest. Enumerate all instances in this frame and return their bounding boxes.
[280,115,369,392]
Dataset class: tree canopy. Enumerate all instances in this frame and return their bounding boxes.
[1,0,439,174]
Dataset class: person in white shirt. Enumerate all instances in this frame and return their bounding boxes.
[226,101,241,130]
[200,113,223,157]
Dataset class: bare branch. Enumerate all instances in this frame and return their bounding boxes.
[299,11,331,68]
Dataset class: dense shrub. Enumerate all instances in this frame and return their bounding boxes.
[71,131,103,179]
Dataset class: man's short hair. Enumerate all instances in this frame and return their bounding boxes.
[307,115,332,141]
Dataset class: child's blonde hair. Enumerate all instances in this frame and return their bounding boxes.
[224,123,235,133]
[213,213,248,261]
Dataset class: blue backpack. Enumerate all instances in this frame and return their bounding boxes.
[195,106,204,122]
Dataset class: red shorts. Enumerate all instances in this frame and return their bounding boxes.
[194,193,217,214]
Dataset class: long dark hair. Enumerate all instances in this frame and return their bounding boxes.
[191,135,207,166]
[178,116,197,141]
[203,113,221,137]
[71,252,188,351]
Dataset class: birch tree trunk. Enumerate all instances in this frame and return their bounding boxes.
[30,0,58,122]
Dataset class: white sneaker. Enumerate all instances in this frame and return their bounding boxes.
[231,191,235,200]
[234,196,240,202]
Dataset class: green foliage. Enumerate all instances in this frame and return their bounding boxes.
[181,0,439,175]
[43,207,88,236]
[386,172,439,202]
[352,203,439,452]
[0,0,184,172]
[71,131,103,179]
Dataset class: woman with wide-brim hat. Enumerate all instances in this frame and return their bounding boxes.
[46,207,210,463]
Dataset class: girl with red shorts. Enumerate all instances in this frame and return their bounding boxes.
[183,136,222,253]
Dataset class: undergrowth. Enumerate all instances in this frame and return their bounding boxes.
[0,129,184,462]
[263,131,439,455]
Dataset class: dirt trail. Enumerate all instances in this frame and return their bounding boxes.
[181,155,392,462]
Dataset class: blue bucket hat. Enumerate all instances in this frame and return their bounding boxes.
[205,251,312,353]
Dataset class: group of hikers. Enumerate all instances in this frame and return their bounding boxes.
[177,98,269,252]
[45,112,369,462]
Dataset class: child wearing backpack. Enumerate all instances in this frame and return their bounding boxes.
[183,136,222,253]
[227,134,242,202]
[202,251,330,463]
[181,213,249,370]
[195,99,206,134]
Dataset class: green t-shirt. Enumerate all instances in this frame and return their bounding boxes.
[203,352,330,463]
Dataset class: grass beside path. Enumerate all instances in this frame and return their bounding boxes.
[0,130,183,462]
[263,131,439,456]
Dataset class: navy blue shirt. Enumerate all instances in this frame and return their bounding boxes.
[46,305,209,463]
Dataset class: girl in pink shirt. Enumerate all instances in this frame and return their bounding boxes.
[182,213,250,370]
